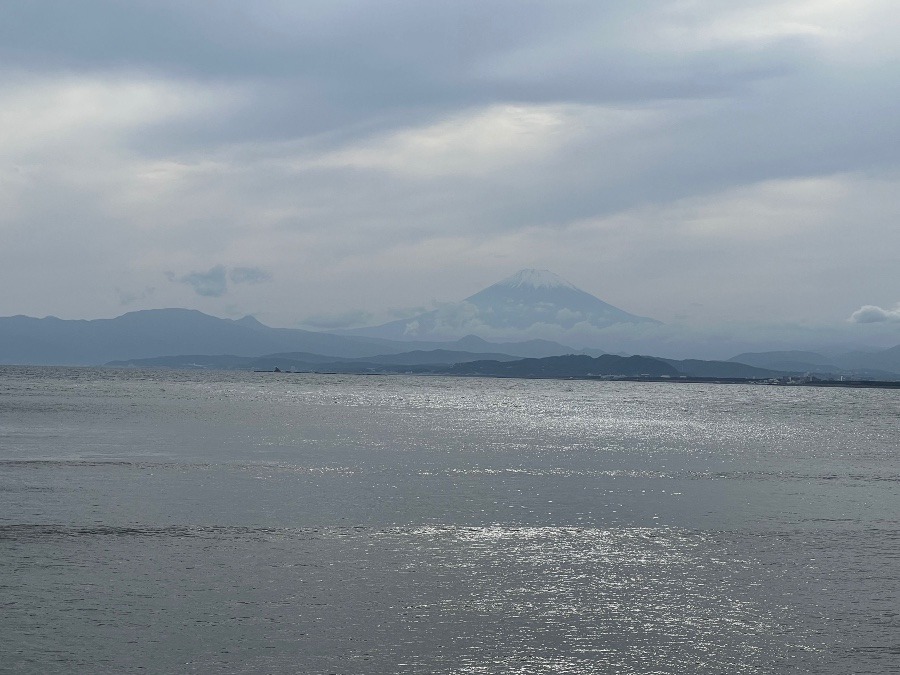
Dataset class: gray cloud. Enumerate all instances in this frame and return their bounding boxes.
[168,266,272,297]
[170,266,228,297]
[1,0,899,353]
[849,304,900,324]
[229,267,272,284]
[116,286,156,306]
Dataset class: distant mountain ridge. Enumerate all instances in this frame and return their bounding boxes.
[450,354,678,378]
[107,348,524,372]
[108,349,787,381]
[101,339,900,380]
[0,309,381,365]
[729,347,900,379]
[344,269,658,342]
[0,308,593,366]
[3,291,900,376]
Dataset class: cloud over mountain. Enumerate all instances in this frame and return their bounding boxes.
[171,266,228,297]
[347,269,657,343]
[169,265,272,298]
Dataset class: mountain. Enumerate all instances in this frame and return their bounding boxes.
[450,354,678,378]
[0,309,398,365]
[662,359,780,379]
[107,349,523,370]
[450,334,605,358]
[0,309,592,366]
[344,269,658,342]
[108,340,900,381]
[108,348,795,380]
[464,269,656,329]
[451,354,787,380]
[728,351,837,373]
[348,349,521,366]
[833,344,900,374]
[730,346,900,379]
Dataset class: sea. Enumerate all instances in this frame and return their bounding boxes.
[0,366,897,674]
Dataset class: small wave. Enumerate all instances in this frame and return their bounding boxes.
[0,459,212,469]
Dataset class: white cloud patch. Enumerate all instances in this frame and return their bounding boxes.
[0,74,239,163]
[848,304,900,323]
[312,104,660,178]
[639,175,850,240]
[556,308,585,323]
[652,0,875,49]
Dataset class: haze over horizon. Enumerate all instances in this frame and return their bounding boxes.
[2,2,900,351]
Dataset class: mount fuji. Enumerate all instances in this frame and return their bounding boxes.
[346,269,659,343]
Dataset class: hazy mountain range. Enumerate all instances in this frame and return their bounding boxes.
[727,348,900,380]
[2,268,900,379]
[0,307,599,366]
[105,350,785,380]
[342,269,658,341]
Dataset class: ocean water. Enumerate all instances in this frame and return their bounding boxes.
[0,366,897,674]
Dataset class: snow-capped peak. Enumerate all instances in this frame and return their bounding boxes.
[496,269,578,291]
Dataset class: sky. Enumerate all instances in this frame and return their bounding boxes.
[2,0,899,350]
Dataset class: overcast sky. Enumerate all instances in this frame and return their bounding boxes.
[2,1,899,342]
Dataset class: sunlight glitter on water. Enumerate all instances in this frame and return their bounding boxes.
[1,367,897,674]
[393,525,810,674]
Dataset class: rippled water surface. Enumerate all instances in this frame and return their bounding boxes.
[1,367,897,673]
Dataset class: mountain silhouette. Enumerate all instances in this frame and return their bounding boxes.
[345,269,658,341]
